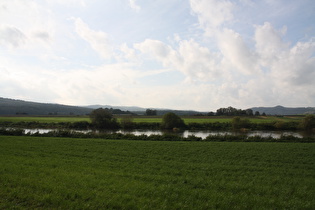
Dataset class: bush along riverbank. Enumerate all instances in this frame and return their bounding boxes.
[0,128,314,143]
[0,120,305,131]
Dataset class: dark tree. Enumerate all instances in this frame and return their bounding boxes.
[255,111,260,116]
[216,106,255,116]
[161,112,186,129]
[207,112,215,116]
[120,115,134,129]
[245,109,253,116]
[231,117,250,130]
[146,109,157,116]
[90,108,118,129]
[299,115,315,130]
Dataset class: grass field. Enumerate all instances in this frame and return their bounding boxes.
[0,116,91,123]
[0,136,314,209]
[0,115,304,124]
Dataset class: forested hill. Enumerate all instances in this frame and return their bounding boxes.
[250,106,315,115]
[1,97,314,116]
[0,97,93,116]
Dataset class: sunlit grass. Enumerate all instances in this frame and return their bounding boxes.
[0,116,90,123]
[0,115,304,124]
[0,136,314,209]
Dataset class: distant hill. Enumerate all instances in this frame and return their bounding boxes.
[250,105,315,115]
[0,97,93,116]
[1,97,314,116]
[85,105,206,116]
[0,97,205,116]
[85,105,146,112]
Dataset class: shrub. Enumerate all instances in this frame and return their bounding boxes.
[299,115,315,130]
[90,108,119,129]
[161,112,186,129]
[120,116,135,129]
[231,117,250,130]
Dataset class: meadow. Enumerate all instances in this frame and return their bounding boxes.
[0,135,314,209]
[0,115,303,124]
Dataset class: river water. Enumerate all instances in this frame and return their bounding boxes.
[22,128,315,139]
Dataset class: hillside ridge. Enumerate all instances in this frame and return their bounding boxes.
[0,97,314,116]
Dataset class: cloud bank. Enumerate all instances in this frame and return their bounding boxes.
[0,0,314,111]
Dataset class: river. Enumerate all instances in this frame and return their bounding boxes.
[22,128,315,139]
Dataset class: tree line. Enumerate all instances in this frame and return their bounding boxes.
[215,106,265,116]
[90,108,314,131]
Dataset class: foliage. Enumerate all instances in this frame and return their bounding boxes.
[161,112,186,129]
[90,108,119,129]
[299,115,315,130]
[216,106,253,116]
[0,115,307,131]
[145,109,157,116]
[0,136,314,209]
[231,117,250,130]
[120,115,135,129]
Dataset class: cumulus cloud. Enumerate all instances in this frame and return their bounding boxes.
[134,39,178,66]
[74,18,112,59]
[129,0,141,12]
[0,0,56,52]
[176,39,222,82]
[218,28,258,75]
[134,38,222,82]
[119,43,138,62]
[190,0,234,35]
[0,25,27,48]
[255,22,288,63]
[32,31,51,42]
[1,0,314,110]
[45,0,86,7]
[270,40,315,86]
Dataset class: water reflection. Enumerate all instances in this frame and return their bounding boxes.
[17,128,315,139]
[119,130,314,139]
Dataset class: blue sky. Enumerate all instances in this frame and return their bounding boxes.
[0,0,314,111]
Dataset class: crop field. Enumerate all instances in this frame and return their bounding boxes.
[0,116,90,123]
[0,136,314,209]
[0,115,304,124]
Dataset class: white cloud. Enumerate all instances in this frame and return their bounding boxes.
[176,39,222,82]
[0,0,56,52]
[218,28,258,75]
[74,18,112,59]
[190,0,234,35]
[134,38,222,82]
[134,39,178,66]
[32,31,51,42]
[119,43,138,62]
[1,0,315,110]
[0,25,27,48]
[129,0,141,12]
[255,22,288,63]
[45,0,86,7]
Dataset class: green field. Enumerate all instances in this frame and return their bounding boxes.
[0,116,90,123]
[0,136,314,209]
[0,115,304,124]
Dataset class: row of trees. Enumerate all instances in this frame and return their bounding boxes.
[90,108,315,131]
[216,106,265,116]
[90,108,185,130]
[145,109,157,116]
[146,107,266,116]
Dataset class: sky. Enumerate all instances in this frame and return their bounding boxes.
[0,0,315,112]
